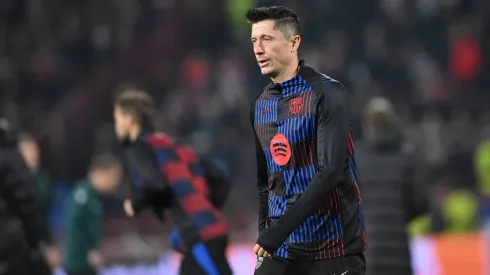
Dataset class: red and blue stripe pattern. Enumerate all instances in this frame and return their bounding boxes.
[321,73,368,250]
[347,123,368,249]
[254,74,352,259]
[143,133,227,241]
[320,74,368,251]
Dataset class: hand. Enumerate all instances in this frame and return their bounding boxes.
[255,223,285,257]
[88,250,104,267]
[124,199,135,217]
[44,246,61,268]
[170,228,186,254]
[253,244,272,259]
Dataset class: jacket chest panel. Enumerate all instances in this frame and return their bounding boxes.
[254,91,317,149]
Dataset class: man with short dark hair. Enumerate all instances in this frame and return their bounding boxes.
[63,154,122,275]
[113,90,232,275]
[246,6,367,275]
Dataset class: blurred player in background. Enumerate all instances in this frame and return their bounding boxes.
[246,6,367,275]
[0,118,51,275]
[63,154,122,275]
[113,90,233,275]
[355,97,428,275]
[18,133,60,269]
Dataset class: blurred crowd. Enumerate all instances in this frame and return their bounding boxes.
[2,0,490,264]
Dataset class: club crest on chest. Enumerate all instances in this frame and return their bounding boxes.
[289,97,303,114]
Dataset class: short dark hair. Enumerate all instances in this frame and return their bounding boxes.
[89,153,120,172]
[245,6,300,37]
[114,89,155,129]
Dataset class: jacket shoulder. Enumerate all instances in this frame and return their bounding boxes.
[299,65,346,98]
[143,132,175,149]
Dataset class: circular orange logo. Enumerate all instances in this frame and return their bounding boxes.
[270,133,291,166]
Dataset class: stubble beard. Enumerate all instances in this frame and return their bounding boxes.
[262,66,279,79]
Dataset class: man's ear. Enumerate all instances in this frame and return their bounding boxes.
[291,35,301,51]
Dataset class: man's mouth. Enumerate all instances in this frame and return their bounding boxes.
[258,60,269,68]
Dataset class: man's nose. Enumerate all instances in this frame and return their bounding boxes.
[254,42,264,55]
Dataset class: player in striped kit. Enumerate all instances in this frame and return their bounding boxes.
[246,6,368,275]
[113,90,232,275]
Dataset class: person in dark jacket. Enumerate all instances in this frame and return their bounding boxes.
[18,132,60,269]
[355,97,427,275]
[0,118,50,275]
[113,89,232,275]
[63,154,122,275]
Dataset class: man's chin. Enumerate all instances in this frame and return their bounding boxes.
[261,68,278,79]
[261,68,274,76]
[117,135,131,145]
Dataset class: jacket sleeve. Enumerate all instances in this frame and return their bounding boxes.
[200,158,232,209]
[251,101,270,233]
[128,142,173,217]
[404,157,429,221]
[65,186,86,237]
[1,150,45,248]
[256,81,351,254]
[87,207,102,250]
[64,188,82,247]
[38,172,54,245]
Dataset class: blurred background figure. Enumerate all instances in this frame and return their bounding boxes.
[356,97,428,275]
[1,0,490,274]
[0,118,51,275]
[18,132,60,269]
[114,90,232,275]
[63,154,122,275]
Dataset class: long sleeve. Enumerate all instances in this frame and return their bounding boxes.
[87,207,101,249]
[127,141,173,217]
[65,187,91,245]
[251,101,270,233]
[255,134,270,233]
[200,158,232,209]
[64,189,83,249]
[37,172,54,245]
[256,81,351,253]
[404,158,428,222]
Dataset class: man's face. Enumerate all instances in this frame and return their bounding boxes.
[19,140,39,172]
[113,106,133,140]
[93,165,122,193]
[251,20,295,78]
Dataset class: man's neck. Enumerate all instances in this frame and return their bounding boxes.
[271,59,300,83]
